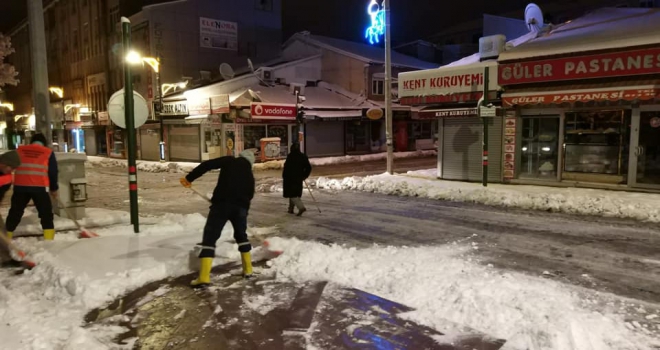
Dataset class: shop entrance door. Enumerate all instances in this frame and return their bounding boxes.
[630,109,660,188]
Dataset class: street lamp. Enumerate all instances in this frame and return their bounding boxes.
[49,87,64,99]
[365,0,393,174]
[161,81,188,95]
[0,102,14,112]
[126,50,166,161]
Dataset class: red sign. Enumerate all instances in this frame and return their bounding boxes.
[417,108,478,119]
[400,92,483,105]
[250,103,296,120]
[503,88,660,106]
[499,47,660,85]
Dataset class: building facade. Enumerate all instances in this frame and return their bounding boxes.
[4,0,282,156]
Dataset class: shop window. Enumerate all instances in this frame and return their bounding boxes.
[564,110,629,176]
[243,125,267,157]
[372,78,384,96]
[519,117,559,180]
[267,125,289,157]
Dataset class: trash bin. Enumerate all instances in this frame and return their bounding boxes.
[54,152,88,221]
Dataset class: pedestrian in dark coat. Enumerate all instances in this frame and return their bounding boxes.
[282,143,312,216]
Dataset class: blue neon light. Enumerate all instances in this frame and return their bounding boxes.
[365,0,385,45]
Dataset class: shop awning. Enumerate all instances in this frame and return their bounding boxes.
[304,110,363,121]
[184,115,210,124]
[502,84,660,107]
[416,107,478,119]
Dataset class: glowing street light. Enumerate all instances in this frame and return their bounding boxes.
[0,102,14,111]
[161,81,188,95]
[49,87,64,98]
[64,103,81,114]
[126,50,166,160]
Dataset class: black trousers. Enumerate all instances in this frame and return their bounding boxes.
[6,191,54,232]
[198,202,251,258]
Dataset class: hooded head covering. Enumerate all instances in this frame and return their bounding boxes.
[0,151,21,168]
[31,133,48,146]
[239,150,255,166]
[290,142,300,153]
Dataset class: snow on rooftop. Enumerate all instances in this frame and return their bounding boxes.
[290,33,437,70]
[500,7,660,61]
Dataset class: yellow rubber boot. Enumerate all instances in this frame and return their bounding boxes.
[241,252,253,278]
[190,257,213,288]
[6,231,13,240]
[43,229,55,241]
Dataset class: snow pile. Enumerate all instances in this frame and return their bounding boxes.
[86,156,199,174]
[267,238,660,350]
[316,172,660,222]
[0,209,275,349]
[86,150,436,173]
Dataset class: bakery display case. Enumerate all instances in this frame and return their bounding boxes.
[563,110,627,175]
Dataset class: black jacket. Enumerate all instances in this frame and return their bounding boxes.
[186,156,255,210]
[282,150,312,198]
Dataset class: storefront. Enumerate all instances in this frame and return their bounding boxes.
[400,61,504,182]
[499,49,660,188]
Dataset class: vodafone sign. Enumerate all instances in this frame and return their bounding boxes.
[250,103,297,120]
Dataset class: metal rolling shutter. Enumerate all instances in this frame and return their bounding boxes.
[139,129,161,161]
[441,117,502,182]
[306,121,344,157]
[169,125,200,161]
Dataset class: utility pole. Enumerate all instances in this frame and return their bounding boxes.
[122,17,140,233]
[384,0,394,174]
[27,0,52,145]
[482,66,490,187]
[156,56,165,161]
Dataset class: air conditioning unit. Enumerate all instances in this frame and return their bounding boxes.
[289,83,305,96]
[258,67,275,82]
[479,35,506,60]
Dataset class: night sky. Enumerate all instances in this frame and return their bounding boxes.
[1,0,544,43]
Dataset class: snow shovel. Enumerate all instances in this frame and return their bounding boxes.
[0,216,37,269]
[190,186,211,203]
[57,199,99,239]
[304,180,322,213]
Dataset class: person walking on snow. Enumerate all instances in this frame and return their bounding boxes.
[282,143,312,216]
[180,150,256,288]
[6,134,59,241]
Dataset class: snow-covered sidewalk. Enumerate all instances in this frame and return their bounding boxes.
[85,150,436,173]
[315,169,660,223]
[1,208,659,349]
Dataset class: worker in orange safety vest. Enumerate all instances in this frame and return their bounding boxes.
[5,133,59,240]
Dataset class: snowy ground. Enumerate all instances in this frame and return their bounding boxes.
[1,208,658,349]
[316,169,660,223]
[2,164,660,349]
[85,150,436,173]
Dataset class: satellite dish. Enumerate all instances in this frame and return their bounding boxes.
[247,58,255,73]
[219,63,235,80]
[525,3,544,32]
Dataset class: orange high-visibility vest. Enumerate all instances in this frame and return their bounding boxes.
[0,173,12,187]
[14,144,52,188]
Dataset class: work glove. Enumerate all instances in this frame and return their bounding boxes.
[180,177,192,188]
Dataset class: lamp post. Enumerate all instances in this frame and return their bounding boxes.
[122,17,140,233]
[365,0,393,174]
[126,51,166,161]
